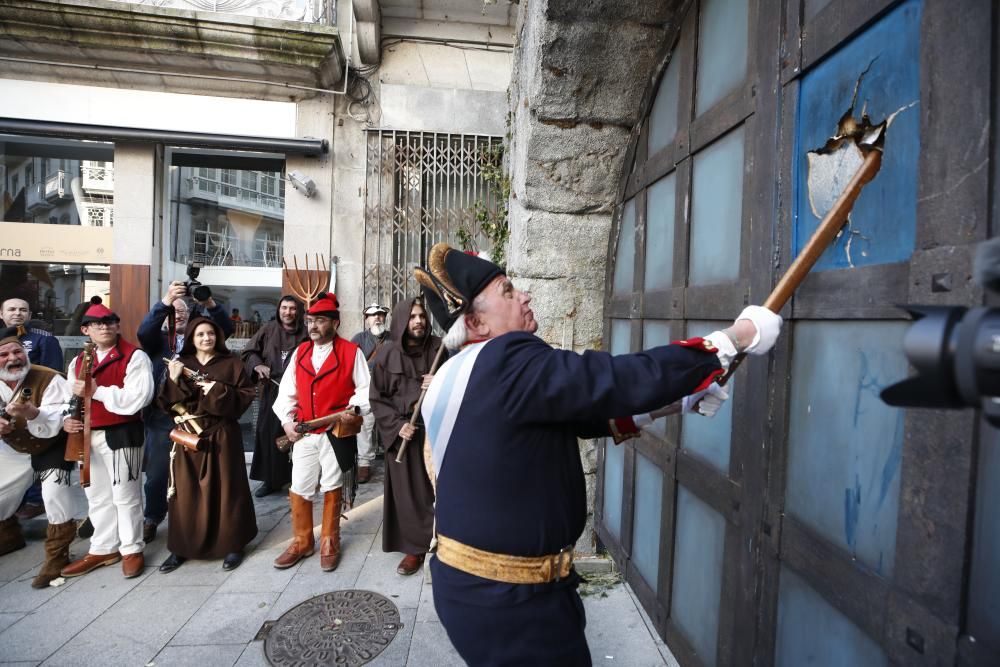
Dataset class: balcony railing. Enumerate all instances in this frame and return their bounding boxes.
[81,162,114,195]
[108,0,334,25]
[25,182,54,214]
[82,201,114,227]
[182,174,285,219]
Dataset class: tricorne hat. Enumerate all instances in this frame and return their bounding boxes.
[414,243,503,330]
[307,292,340,318]
[363,303,389,316]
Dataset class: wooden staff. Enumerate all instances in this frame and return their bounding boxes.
[718,127,884,386]
[394,342,449,463]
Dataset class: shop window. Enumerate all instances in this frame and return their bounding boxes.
[1,137,114,228]
[170,161,285,268]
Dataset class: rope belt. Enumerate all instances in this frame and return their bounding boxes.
[435,533,574,585]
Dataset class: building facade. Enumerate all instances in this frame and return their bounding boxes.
[0,0,512,347]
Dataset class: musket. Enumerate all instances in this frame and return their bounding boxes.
[0,387,33,425]
[394,342,448,463]
[161,357,210,383]
[275,405,360,450]
[64,342,96,488]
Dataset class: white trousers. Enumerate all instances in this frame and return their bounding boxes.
[84,430,144,556]
[290,433,343,501]
[0,441,34,520]
[0,441,77,524]
[356,412,376,466]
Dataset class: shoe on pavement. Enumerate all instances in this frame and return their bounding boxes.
[397,553,424,576]
[142,521,157,543]
[357,466,371,484]
[222,551,244,571]
[122,553,145,578]
[254,484,273,498]
[61,552,121,578]
[159,553,185,573]
[14,502,45,521]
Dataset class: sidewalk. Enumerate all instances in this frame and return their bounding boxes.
[0,459,677,666]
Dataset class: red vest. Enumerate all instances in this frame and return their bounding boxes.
[75,337,143,428]
[294,337,359,432]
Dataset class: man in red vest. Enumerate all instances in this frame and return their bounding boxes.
[61,302,154,579]
[271,293,371,572]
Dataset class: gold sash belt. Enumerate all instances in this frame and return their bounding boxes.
[435,533,574,585]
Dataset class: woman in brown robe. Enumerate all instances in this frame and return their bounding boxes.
[370,296,446,575]
[157,316,258,572]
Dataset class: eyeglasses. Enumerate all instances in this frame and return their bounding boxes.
[87,321,119,329]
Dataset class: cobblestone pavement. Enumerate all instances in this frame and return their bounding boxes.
[0,458,676,666]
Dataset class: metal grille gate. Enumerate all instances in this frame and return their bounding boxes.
[363,130,503,307]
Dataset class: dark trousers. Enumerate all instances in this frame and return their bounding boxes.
[143,414,173,524]
[433,572,591,666]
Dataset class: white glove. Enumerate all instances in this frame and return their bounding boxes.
[737,305,782,355]
[681,383,730,418]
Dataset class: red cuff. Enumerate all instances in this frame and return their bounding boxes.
[691,368,725,393]
[671,336,718,353]
[609,416,640,445]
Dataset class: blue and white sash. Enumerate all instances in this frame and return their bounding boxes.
[421,339,491,478]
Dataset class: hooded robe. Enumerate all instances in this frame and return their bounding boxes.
[369,297,446,555]
[157,317,258,559]
[241,312,307,489]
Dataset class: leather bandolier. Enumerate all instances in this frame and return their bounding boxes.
[3,365,63,456]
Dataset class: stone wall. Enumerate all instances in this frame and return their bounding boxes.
[506,0,686,552]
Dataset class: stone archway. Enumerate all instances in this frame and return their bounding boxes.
[505,0,690,550]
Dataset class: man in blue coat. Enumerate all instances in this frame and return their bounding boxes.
[1,298,63,371]
[417,244,781,666]
[136,281,234,542]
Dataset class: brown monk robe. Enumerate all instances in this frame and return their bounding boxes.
[156,316,258,572]
[370,297,446,575]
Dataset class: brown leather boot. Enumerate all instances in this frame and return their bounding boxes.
[319,488,342,572]
[32,520,76,589]
[273,492,315,569]
[0,515,26,557]
[356,466,371,484]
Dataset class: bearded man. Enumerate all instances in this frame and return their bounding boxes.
[0,328,77,588]
[2,297,65,521]
[242,295,307,497]
[370,297,445,576]
[417,244,782,665]
[272,293,371,572]
[350,303,390,483]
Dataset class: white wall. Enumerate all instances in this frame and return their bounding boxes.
[0,79,297,138]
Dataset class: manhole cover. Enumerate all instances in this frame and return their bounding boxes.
[264,590,402,666]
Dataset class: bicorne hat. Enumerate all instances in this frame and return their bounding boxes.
[307,292,340,318]
[414,243,503,329]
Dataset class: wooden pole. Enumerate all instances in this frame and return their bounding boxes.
[394,342,449,463]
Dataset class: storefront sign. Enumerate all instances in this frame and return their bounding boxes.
[0,222,114,264]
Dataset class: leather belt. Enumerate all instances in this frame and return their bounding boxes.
[435,533,574,585]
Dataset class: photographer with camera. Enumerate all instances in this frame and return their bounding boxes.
[136,271,234,544]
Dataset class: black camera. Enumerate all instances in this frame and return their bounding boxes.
[183,262,212,302]
[881,240,1000,426]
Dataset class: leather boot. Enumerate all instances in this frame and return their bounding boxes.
[0,515,26,557]
[273,492,314,569]
[32,520,76,589]
[319,488,342,572]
